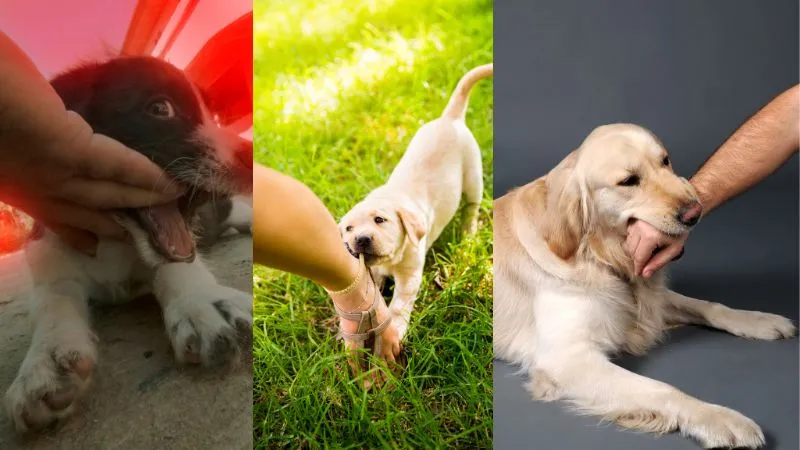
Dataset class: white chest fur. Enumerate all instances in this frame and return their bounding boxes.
[25,234,151,305]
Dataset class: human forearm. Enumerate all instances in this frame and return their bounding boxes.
[0,31,76,167]
[252,163,356,291]
[690,84,799,214]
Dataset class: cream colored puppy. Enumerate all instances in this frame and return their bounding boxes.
[339,63,492,339]
[494,123,795,449]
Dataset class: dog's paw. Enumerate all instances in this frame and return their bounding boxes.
[527,370,560,402]
[164,285,252,369]
[681,403,765,449]
[716,308,796,340]
[5,336,96,432]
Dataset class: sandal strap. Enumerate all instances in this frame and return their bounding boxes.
[331,254,392,345]
[337,316,392,342]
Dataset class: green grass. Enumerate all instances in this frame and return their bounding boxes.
[252,0,493,448]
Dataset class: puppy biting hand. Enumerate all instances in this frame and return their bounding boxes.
[339,64,492,339]
[4,56,253,433]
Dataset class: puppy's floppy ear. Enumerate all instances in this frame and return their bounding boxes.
[538,151,586,261]
[397,207,425,246]
[50,62,103,117]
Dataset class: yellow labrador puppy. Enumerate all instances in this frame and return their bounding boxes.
[339,63,492,340]
[494,123,795,449]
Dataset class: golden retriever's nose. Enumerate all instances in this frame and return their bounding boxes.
[677,201,702,227]
[355,235,372,251]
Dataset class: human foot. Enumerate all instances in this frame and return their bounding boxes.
[328,255,402,387]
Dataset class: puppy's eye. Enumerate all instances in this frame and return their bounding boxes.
[374,216,385,224]
[662,155,670,166]
[345,226,353,232]
[147,99,175,118]
[617,175,640,187]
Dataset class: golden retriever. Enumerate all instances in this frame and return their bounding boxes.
[493,123,795,449]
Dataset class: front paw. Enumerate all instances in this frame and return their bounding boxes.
[164,286,252,369]
[681,403,765,449]
[5,334,96,432]
[716,308,796,340]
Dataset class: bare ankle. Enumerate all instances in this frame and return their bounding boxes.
[327,255,373,313]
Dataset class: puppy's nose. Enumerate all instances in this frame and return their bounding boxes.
[677,201,702,227]
[355,235,372,250]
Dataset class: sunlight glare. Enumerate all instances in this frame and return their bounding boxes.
[275,31,442,120]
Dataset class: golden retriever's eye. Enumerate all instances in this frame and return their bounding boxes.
[147,99,175,118]
[662,155,670,166]
[374,216,385,224]
[345,225,353,232]
[617,175,640,187]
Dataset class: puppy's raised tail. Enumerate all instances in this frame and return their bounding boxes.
[441,63,493,121]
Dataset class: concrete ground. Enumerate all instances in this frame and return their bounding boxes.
[0,236,253,450]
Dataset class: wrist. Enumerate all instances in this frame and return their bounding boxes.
[688,177,714,216]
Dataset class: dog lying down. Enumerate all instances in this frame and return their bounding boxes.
[4,56,254,433]
[339,63,492,344]
[493,124,796,449]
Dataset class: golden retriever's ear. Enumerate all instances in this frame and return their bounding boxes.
[538,157,585,261]
[397,207,425,246]
[542,191,584,261]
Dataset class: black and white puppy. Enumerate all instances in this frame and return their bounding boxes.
[4,56,253,432]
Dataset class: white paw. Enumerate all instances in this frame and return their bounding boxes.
[681,403,765,449]
[389,308,411,340]
[5,333,96,432]
[717,308,796,340]
[164,285,252,368]
[527,370,560,402]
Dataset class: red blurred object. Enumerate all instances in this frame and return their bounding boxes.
[0,0,253,254]
[0,210,28,254]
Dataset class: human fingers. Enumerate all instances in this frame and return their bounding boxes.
[26,199,126,240]
[58,177,180,209]
[71,123,184,195]
[642,242,685,278]
[627,222,663,276]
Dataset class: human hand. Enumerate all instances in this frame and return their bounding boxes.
[0,111,184,254]
[0,31,183,254]
[625,220,689,278]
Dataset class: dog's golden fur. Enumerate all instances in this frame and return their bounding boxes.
[493,123,795,448]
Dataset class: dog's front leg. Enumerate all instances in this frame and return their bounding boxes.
[387,264,423,340]
[537,347,765,448]
[152,257,252,368]
[5,243,96,432]
[224,197,253,235]
[665,290,796,340]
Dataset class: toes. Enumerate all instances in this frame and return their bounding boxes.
[6,348,95,433]
[206,332,240,368]
[21,401,56,430]
[166,292,253,369]
[43,385,79,411]
[61,355,94,381]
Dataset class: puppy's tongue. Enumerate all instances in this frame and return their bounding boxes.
[136,201,195,262]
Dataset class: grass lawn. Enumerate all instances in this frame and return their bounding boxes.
[252,0,493,448]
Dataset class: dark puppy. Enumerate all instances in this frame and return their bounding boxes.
[50,56,252,260]
[4,56,253,433]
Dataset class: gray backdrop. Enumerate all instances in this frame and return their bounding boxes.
[493,0,799,448]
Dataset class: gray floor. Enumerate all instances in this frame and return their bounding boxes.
[494,274,799,450]
[0,235,253,450]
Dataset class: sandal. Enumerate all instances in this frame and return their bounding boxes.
[327,254,396,371]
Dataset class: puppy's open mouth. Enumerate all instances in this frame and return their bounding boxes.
[133,192,210,263]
